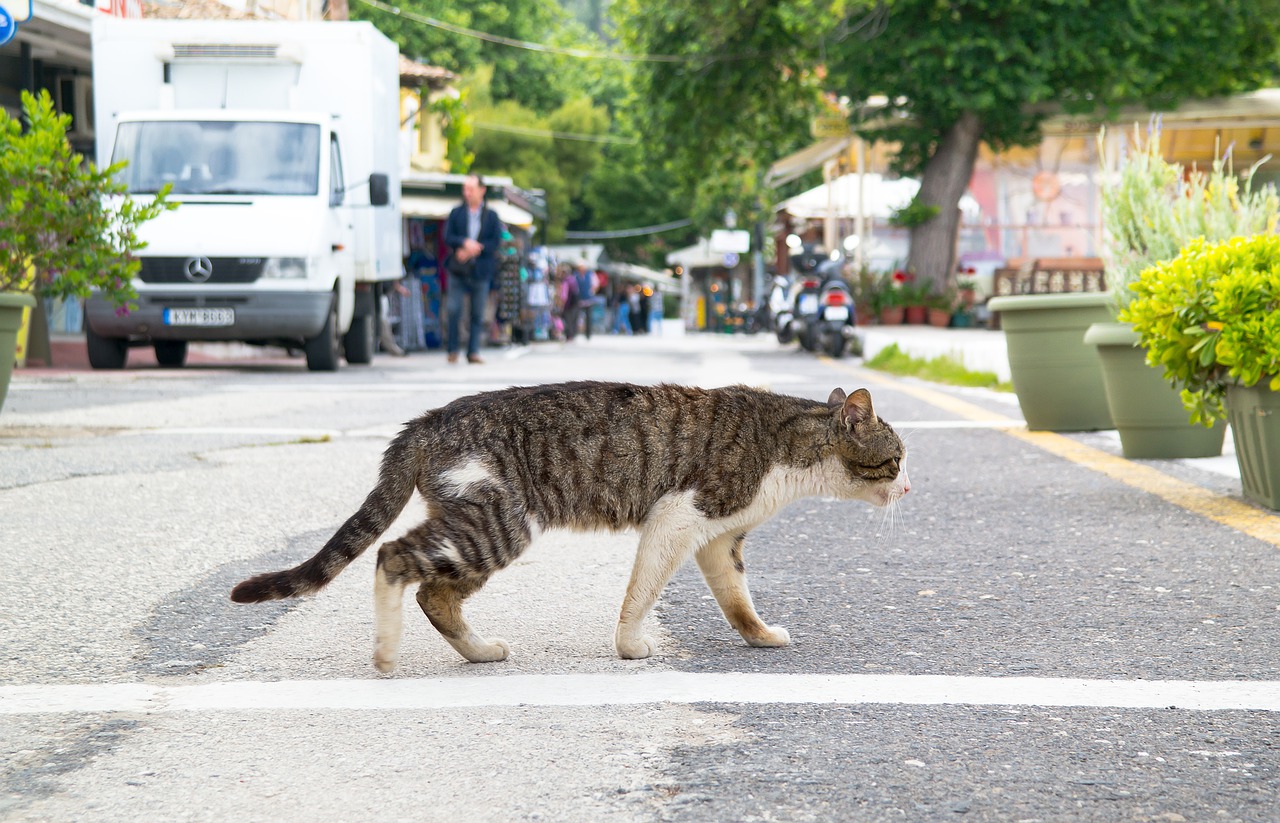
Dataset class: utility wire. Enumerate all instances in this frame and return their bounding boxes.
[354,0,694,63]
[564,219,693,240]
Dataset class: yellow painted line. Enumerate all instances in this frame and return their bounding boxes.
[822,358,1280,547]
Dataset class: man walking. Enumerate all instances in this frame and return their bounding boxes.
[443,173,504,364]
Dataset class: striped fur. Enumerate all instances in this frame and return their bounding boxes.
[230,382,909,670]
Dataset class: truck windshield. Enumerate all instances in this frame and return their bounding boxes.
[113,121,322,196]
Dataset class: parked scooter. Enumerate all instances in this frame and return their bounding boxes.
[779,249,861,358]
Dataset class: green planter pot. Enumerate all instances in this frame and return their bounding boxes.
[0,292,35,414]
[1083,322,1226,459]
[1226,383,1280,510]
[988,292,1114,431]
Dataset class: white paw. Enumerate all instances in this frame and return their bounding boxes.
[463,637,510,663]
[372,650,398,673]
[746,625,791,648]
[616,633,657,660]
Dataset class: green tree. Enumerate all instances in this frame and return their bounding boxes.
[351,0,611,113]
[466,71,611,240]
[617,0,1280,287]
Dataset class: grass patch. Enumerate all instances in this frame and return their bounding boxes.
[865,343,1012,392]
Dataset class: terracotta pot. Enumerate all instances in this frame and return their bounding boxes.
[904,305,927,324]
[927,308,951,327]
[879,306,904,325]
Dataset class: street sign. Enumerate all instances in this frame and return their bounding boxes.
[723,252,739,268]
[709,229,750,254]
[0,8,13,46]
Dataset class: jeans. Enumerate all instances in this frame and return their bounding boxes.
[446,274,489,356]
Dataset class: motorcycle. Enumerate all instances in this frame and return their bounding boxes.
[787,258,861,358]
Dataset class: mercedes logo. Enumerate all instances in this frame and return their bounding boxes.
[184,256,214,283]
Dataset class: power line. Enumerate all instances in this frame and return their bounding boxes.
[472,121,638,144]
[564,219,693,240]
[354,0,695,63]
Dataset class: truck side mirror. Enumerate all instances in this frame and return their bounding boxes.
[369,173,390,207]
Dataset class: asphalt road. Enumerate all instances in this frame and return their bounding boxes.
[2,331,1278,822]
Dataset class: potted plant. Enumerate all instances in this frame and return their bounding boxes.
[926,289,954,327]
[0,90,172,409]
[877,272,905,325]
[1085,122,1275,458]
[1123,234,1280,508]
[895,273,929,324]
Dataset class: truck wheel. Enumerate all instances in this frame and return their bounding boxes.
[305,300,341,372]
[86,325,128,370]
[154,340,188,368]
[343,309,375,365]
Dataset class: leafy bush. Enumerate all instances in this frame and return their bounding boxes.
[0,90,173,311]
[1100,121,1279,311]
[1120,234,1280,423]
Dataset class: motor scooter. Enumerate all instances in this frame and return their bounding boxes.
[794,258,860,358]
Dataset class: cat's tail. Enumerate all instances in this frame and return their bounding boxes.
[230,430,419,603]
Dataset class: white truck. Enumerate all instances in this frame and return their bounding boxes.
[86,19,401,370]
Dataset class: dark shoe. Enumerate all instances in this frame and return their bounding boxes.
[447,352,459,364]
[467,354,484,364]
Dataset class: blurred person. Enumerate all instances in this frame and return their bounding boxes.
[443,173,504,364]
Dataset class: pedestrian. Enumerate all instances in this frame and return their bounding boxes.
[566,259,598,340]
[560,262,582,341]
[443,172,505,364]
[613,284,633,335]
[378,280,408,357]
[628,285,644,335]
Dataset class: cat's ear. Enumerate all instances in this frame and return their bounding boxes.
[839,388,875,431]
[827,388,847,406]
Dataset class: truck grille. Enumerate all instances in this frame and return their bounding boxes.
[138,257,264,284]
[172,44,281,61]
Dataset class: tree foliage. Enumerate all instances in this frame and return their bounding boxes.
[0,91,173,310]
[616,0,1280,284]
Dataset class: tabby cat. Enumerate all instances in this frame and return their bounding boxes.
[231,381,908,671]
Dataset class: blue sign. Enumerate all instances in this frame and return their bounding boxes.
[0,7,15,47]
[723,252,740,267]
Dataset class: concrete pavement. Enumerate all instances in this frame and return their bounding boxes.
[4,327,1278,821]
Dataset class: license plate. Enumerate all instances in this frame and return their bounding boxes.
[164,307,235,327]
[823,306,849,322]
[798,294,819,314]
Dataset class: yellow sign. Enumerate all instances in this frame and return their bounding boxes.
[810,115,849,140]
[13,263,33,367]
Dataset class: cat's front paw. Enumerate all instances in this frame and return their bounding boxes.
[745,625,791,648]
[463,638,510,663]
[373,646,398,673]
[616,633,657,660]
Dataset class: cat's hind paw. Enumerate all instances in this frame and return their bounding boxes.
[616,633,657,660]
[459,637,510,663]
[745,625,791,648]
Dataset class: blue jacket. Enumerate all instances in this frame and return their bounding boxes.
[444,202,505,283]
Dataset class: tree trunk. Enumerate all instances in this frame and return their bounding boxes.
[905,110,983,291]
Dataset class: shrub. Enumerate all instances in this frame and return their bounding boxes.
[0,90,173,311]
[1120,233,1280,424]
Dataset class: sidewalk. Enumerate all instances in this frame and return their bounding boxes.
[860,324,1012,382]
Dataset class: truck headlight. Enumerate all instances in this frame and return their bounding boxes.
[260,257,308,279]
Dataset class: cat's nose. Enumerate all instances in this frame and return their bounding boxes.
[900,469,911,495]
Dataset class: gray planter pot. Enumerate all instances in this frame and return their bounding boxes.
[988,292,1114,431]
[1083,322,1225,459]
[0,292,36,413]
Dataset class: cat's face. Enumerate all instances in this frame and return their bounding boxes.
[827,388,910,506]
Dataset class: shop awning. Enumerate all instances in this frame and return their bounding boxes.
[600,261,680,293]
[400,194,535,228]
[666,238,727,270]
[764,136,852,187]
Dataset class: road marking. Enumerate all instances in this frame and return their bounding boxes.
[3,672,1279,715]
[822,359,1280,548]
